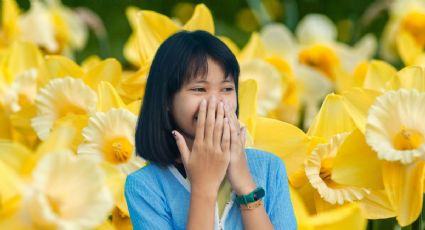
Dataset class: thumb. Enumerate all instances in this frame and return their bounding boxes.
[172,130,190,166]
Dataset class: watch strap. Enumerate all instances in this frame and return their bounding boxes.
[235,187,265,205]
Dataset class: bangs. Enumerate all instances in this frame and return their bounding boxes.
[179,47,238,87]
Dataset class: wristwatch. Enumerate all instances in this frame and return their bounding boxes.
[235,187,265,205]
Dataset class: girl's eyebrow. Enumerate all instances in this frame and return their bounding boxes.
[191,78,233,84]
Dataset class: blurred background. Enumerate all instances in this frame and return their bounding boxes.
[15,0,390,66]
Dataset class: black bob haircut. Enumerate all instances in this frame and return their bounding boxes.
[135,30,240,167]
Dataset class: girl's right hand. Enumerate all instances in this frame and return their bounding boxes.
[172,96,231,196]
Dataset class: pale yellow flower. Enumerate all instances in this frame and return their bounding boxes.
[381,0,425,62]
[365,89,425,164]
[18,0,58,52]
[0,68,38,113]
[240,59,284,116]
[24,150,113,229]
[31,77,97,140]
[305,133,370,205]
[77,108,145,174]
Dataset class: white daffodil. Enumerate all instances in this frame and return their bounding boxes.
[365,89,425,164]
[305,133,370,205]
[31,77,97,140]
[24,150,113,229]
[18,0,58,52]
[77,108,145,174]
[240,59,284,116]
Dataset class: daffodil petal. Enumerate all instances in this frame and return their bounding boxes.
[363,60,397,91]
[382,160,425,226]
[97,81,126,112]
[296,14,337,45]
[332,129,383,189]
[341,87,381,134]
[0,160,23,214]
[84,58,121,89]
[239,32,267,61]
[307,94,356,141]
[135,10,179,65]
[238,79,258,134]
[0,140,32,174]
[252,117,311,184]
[309,203,367,230]
[386,65,425,92]
[396,32,422,66]
[182,4,214,34]
[45,55,84,79]
[357,190,395,219]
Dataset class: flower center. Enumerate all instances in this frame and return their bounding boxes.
[298,44,340,81]
[47,195,62,215]
[57,102,88,118]
[104,137,133,164]
[393,127,424,150]
[319,158,334,182]
[400,11,425,48]
[18,93,32,108]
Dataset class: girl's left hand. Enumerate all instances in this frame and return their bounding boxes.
[224,103,257,195]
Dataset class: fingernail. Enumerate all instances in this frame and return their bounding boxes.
[201,99,206,106]
[219,101,223,108]
[172,131,177,138]
[224,102,228,112]
[224,117,228,124]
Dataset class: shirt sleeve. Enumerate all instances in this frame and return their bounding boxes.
[267,156,297,230]
[124,173,174,230]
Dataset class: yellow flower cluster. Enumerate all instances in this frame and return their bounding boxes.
[1,0,425,229]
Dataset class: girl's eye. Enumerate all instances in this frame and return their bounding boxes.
[223,87,234,92]
[191,88,206,92]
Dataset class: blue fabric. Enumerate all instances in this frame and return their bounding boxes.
[125,148,297,230]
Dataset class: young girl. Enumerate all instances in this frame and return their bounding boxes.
[125,30,297,230]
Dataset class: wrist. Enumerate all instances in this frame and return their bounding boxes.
[191,186,218,201]
[233,180,257,195]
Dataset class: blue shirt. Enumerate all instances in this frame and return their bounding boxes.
[124,148,297,230]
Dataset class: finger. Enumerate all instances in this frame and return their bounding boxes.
[194,99,207,143]
[213,101,224,147]
[229,112,239,152]
[240,126,246,146]
[221,117,230,152]
[205,96,217,146]
[172,130,190,166]
[231,111,241,132]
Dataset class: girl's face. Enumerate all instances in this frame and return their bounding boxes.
[171,58,237,143]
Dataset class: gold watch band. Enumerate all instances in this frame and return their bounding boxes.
[239,199,263,211]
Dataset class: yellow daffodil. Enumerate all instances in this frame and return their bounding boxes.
[381,0,425,62]
[386,65,425,91]
[365,89,425,164]
[24,150,113,229]
[342,85,425,226]
[305,133,370,205]
[124,3,213,67]
[31,77,97,140]
[77,108,145,174]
